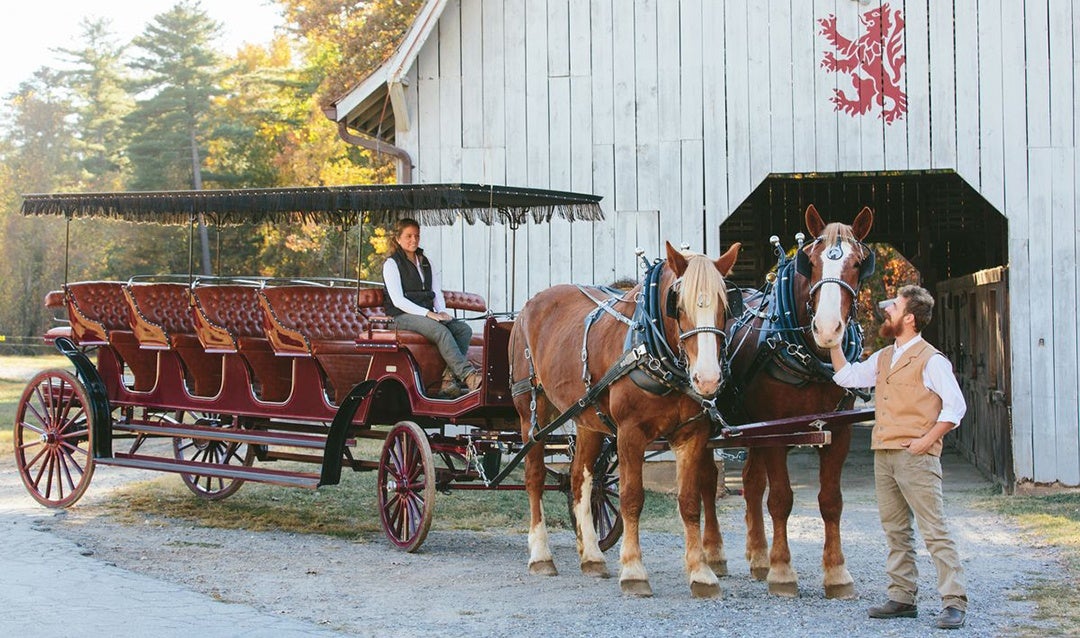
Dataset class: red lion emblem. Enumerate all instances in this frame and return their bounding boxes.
[819,3,907,124]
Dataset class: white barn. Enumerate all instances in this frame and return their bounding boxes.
[325,0,1080,489]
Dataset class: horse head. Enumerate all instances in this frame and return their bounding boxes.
[662,240,742,397]
[795,204,874,350]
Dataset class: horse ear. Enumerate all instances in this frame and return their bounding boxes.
[715,242,741,276]
[805,205,826,237]
[852,206,874,241]
[665,241,689,276]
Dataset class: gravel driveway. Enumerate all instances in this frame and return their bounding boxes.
[2,426,1059,637]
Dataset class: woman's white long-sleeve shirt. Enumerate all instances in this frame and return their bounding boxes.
[382,257,447,316]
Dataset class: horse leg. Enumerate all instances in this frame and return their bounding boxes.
[519,397,557,576]
[819,423,855,599]
[742,449,770,581]
[698,444,727,576]
[675,436,722,598]
[616,434,652,597]
[571,428,609,578]
[763,447,798,597]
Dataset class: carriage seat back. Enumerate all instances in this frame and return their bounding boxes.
[191,284,293,402]
[64,281,134,345]
[62,281,158,391]
[125,282,223,397]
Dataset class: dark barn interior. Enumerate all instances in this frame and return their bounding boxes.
[719,170,1013,486]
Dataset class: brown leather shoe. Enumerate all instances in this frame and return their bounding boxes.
[868,600,917,619]
[437,380,463,399]
[463,371,482,391]
[935,607,965,629]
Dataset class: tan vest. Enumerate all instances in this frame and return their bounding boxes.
[873,340,945,456]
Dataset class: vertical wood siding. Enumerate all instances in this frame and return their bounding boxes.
[395,0,1079,486]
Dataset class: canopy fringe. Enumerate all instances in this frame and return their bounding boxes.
[20,184,604,227]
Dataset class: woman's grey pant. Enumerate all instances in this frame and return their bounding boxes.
[391,314,475,380]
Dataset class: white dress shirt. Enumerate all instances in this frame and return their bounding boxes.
[833,334,967,427]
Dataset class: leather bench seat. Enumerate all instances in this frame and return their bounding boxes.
[125,283,223,397]
[63,281,157,392]
[191,285,294,402]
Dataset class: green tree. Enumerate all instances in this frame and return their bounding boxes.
[126,1,223,191]
[0,71,79,349]
[55,17,133,191]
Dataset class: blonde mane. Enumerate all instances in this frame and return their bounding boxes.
[821,222,856,247]
[678,253,729,319]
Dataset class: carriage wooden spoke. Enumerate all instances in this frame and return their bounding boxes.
[14,369,95,508]
[169,411,255,500]
[377,421,436,552]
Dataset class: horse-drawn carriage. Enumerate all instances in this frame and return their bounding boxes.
[13,184,874,597]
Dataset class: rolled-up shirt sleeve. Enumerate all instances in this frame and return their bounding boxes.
[832,350,880,389]
[925,354,967,428]
[383,259,431,317]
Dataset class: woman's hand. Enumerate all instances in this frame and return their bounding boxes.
[427,311,452,322]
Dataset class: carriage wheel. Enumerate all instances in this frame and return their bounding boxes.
[170,412,253,501]
[378,421,436,552]
[567,446,623,552]
[14,369,95,508]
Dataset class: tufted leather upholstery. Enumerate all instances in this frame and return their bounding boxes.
[125,283,223,397]
[64,281,157,391]
[442,290,487,313]
[191,285,292,402]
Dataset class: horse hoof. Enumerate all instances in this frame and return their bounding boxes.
[529,560,558,576]
[750,566,769,581]
[581,561,610,578]
[620,579,653,597]
[709,560,729,577]
[825,582,856,600]
[768,580,799,597]
[690,581,723,599]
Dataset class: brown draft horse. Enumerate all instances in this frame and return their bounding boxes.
[727,205,873,598]
[510,241,740,597]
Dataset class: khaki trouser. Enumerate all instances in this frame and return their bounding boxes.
[874,449,968,611]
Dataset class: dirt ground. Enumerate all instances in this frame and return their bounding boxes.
[1,423,1063,637]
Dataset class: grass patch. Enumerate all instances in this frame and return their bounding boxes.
[977,492,1080,637]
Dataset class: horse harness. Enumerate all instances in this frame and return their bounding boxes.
[510,259,733,451]
[722,236,874,416]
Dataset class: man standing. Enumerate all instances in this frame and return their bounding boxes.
[830,285,968,630]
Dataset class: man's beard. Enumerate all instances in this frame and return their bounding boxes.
[879,318,898,339]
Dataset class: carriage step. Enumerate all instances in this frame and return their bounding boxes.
[112,422,339,450]
[99,454,322,489]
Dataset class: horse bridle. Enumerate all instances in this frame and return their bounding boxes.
[663,277,730,369]
[796,238,875,324]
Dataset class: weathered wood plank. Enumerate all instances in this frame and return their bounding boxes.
[928,0,957,169]
[813,0,839,172]
[482,0,505,149]
[1000,0,1032,481]
[1051,147,1078,485]
[791,0,816,170]
[635,0,660,212]
[1027,148,1056,483]
[724,0,751,210]
[612,0,637,212]
[702,0,728,250]
[769,0,793,173]
[548,75,573,285]
[978,0,1005,210]
[525,0,551,296]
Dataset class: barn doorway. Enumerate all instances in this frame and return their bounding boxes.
[719,170,1011,486]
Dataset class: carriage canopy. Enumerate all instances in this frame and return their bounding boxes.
[20,183,604,227]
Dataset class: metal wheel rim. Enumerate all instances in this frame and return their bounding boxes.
[14,369,95,508]
[377,421,435,552]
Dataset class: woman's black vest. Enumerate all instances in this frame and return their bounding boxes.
[384,247,435,316]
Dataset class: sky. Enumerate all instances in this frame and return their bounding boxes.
[1,0,285,97]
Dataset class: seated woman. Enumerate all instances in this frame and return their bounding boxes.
[382,218,481,397]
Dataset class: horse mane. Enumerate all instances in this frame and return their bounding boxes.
[678,253,729,318]
[821,222,856,247]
